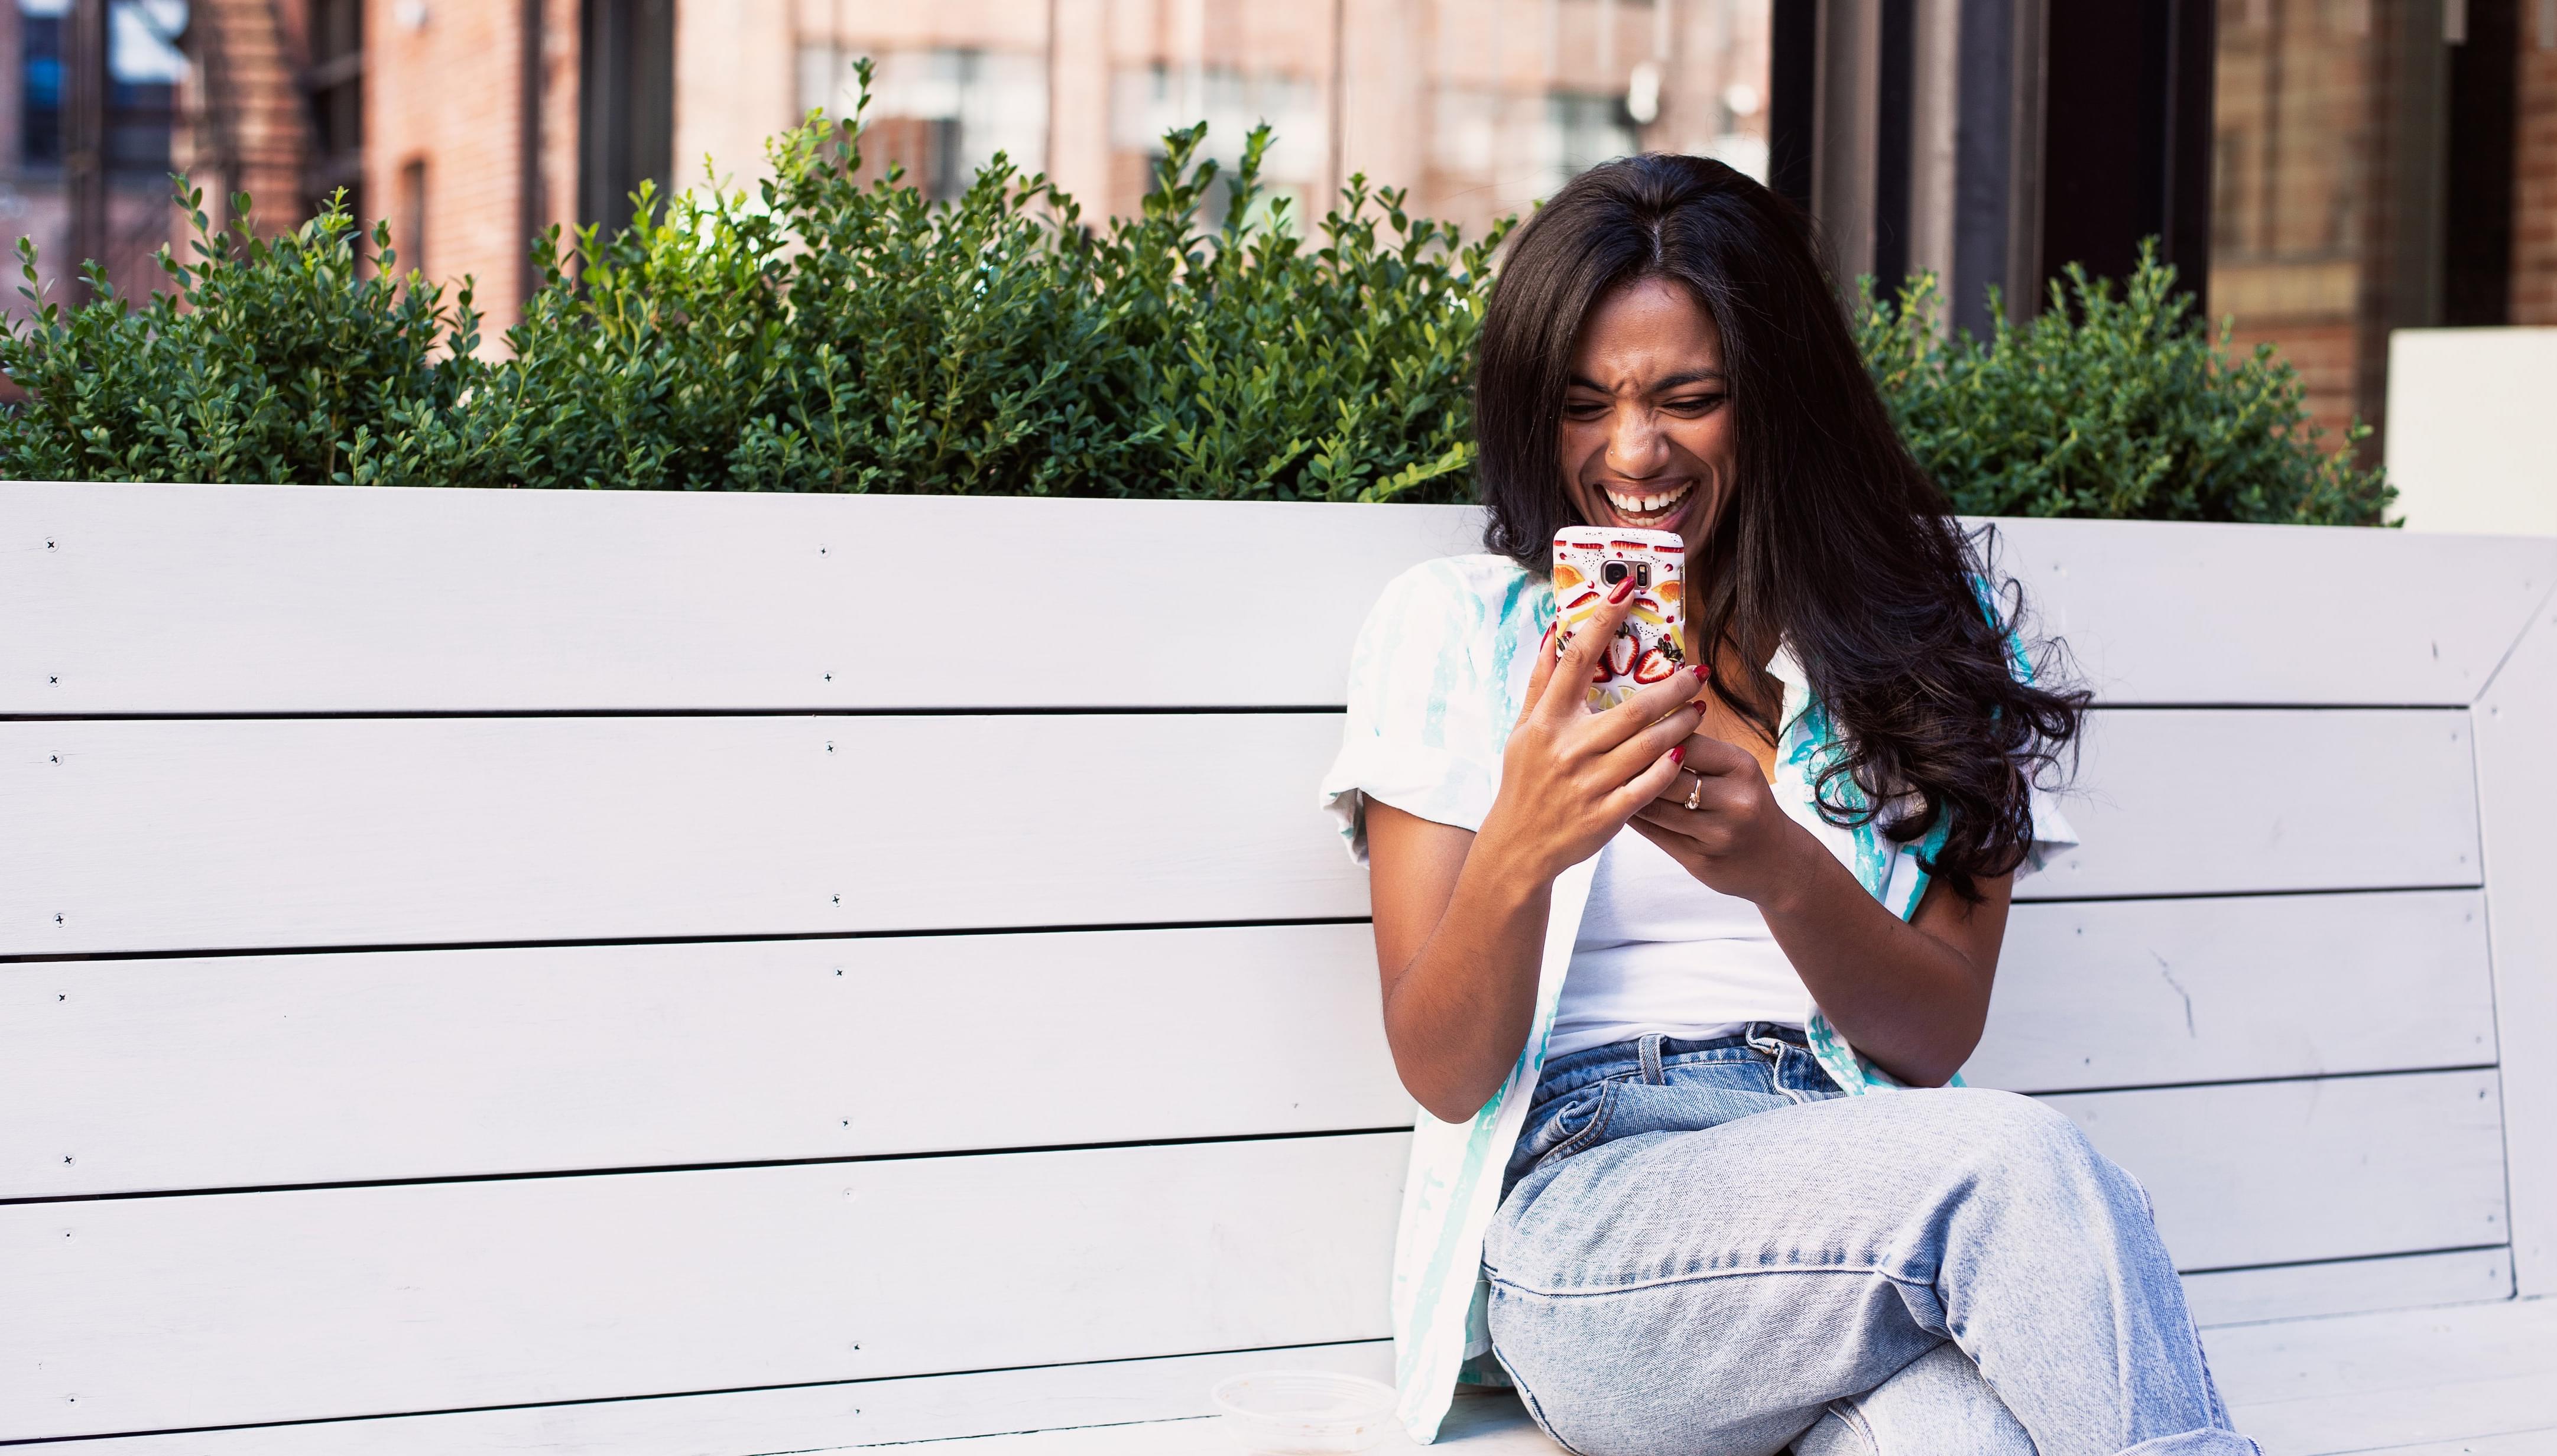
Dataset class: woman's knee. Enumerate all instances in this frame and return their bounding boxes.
[1912,1088,2140,1201]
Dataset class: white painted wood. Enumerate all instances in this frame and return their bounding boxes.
[2474,588,2557,1298]
[0,926,1411,1198]
[0,709,2485,957]
[2183,1249,2515,1328]
[7,893,2504,1200]
[2045,1071,2510,1271]
[2208,1296,2557,1456]
[1980,518,2557,706]
[2385,328,2557,535]
[1974,891,2497,1093]
[21,1343,1400,1455]
[8,485,2553,713]
[0,714,1364,957]
[0,1135,1407,1441]
[2022,709,2482,901]
[0,484,1483,714]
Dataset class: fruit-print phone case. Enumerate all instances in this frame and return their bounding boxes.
[1552,526,1686,711]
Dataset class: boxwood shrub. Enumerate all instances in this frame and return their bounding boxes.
[2,65,2387,525]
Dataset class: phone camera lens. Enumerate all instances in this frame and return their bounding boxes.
[1602,562,1630,586]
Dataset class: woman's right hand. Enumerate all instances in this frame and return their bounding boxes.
[1477,580,1708,883]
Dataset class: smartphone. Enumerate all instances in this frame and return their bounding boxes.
[1552,526,1686,711]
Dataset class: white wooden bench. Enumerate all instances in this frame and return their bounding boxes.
[2,482,2551,1455]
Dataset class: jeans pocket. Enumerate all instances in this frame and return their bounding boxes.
[1540,1078,1620,1165]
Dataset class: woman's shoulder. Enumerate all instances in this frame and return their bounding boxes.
[1365,554,1544,638]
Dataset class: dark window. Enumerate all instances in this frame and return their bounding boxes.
[397,157,427,278]
[307,0,364,208]
[18,0,183,173]
[579,0,674,233]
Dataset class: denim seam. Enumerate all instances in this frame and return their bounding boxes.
[1542,1078,1623,1164]
[1487,1259,1933,1301]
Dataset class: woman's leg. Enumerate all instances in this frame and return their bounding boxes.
[1790,1343,2034,1455]
[1483,1086,2255,1456]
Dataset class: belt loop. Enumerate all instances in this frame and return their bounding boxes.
[1639,1032,1666,1085]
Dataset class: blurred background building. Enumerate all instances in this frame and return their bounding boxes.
[0,0,2550,470]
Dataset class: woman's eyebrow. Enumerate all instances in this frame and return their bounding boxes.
[1566,369,1728,392]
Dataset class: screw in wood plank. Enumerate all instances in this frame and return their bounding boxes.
[54,913,64,924]
[48,675,58,684]
[831,895,841,905]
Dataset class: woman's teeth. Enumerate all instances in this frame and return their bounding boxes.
[1604,482,1693,520]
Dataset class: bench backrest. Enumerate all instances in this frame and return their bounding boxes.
[5,482,2553,1452]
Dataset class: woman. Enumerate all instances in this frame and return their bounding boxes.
[1319,156,2257,1455]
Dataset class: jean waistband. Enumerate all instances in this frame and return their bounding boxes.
[1529,1022,1809,1109]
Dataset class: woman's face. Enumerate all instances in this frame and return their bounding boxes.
[1556,276,1733,546]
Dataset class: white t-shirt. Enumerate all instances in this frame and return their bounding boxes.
[1546,823,1810,1058]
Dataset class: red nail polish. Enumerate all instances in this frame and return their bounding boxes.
[1688,662,1710,678]
[1669,746,1685,765]
[1610,578,1636,603]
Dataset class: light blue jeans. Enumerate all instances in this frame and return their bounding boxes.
[1482,1026,2260,1456]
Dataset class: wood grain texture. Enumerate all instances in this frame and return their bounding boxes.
[1974,891,2497,1093]
[2182,1249,2515,1328]
[2021,709,2481,901]
[2473,590,2557,1297]
[0,709,2485,957]
[18,1343,1399,1455]
[2048,1071,2510,1272]
[7,485,2553,713]
[0,1135,1409,1441]
[1,925,1411,1199]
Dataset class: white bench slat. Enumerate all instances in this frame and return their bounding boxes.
[2474,592,2557,1298]
[5,893,2500,1200]
[0,709,2481,957]
[1,925,1408,1199]
[2,1075,2501,1441]
[1972,890,2496,1094]
[2209,1296,2557,1456]
[4,1343,1399,1456]
[7,484,2552,712]
[0,1135,1408,1442]
[2181,1248,2514,1328]
[2048,1070,2509,1271]
[0,713,1359,957]
[2030,708,2480,899]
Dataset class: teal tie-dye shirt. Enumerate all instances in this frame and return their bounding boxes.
[1318,555,2077,1445]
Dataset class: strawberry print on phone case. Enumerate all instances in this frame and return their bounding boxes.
[1552,526,1686,711]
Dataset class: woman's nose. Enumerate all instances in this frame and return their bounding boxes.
[1605,409,1669,475]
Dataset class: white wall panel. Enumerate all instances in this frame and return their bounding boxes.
[2023,710,2481,901]
[0,713,1363,956]
[0,1135,1408,1441]
[0,710,2488,956]
[2475,587,2557,1295]
[1,925,1411,1198]
[7,485,2550,713]
[21,1343,1398,1456]
[1976,891,2496,1093]
[2047,1071,2509,1271]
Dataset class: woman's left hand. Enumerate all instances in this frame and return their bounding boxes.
[1630,734,1823,911]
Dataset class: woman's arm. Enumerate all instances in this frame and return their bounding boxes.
[1367,589,1704,1122]
[1629,737,2010,1086]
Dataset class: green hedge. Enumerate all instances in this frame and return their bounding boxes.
[2,69,2387,524]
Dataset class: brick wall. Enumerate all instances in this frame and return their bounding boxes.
[366,0,543,339]
[2513,35,2557,325]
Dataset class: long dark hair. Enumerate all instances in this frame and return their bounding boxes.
[1476,153,2085,901]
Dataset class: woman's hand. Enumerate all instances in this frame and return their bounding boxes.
[1628,733,1824,911]
[1474,581,1708,885]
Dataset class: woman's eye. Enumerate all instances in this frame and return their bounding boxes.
[1667,394,1725,415]
[1563,401,1609,420]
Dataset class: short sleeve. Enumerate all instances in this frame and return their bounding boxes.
[1318,561,1510,866]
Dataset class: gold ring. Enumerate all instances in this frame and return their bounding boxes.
[1683,769,1705,811]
